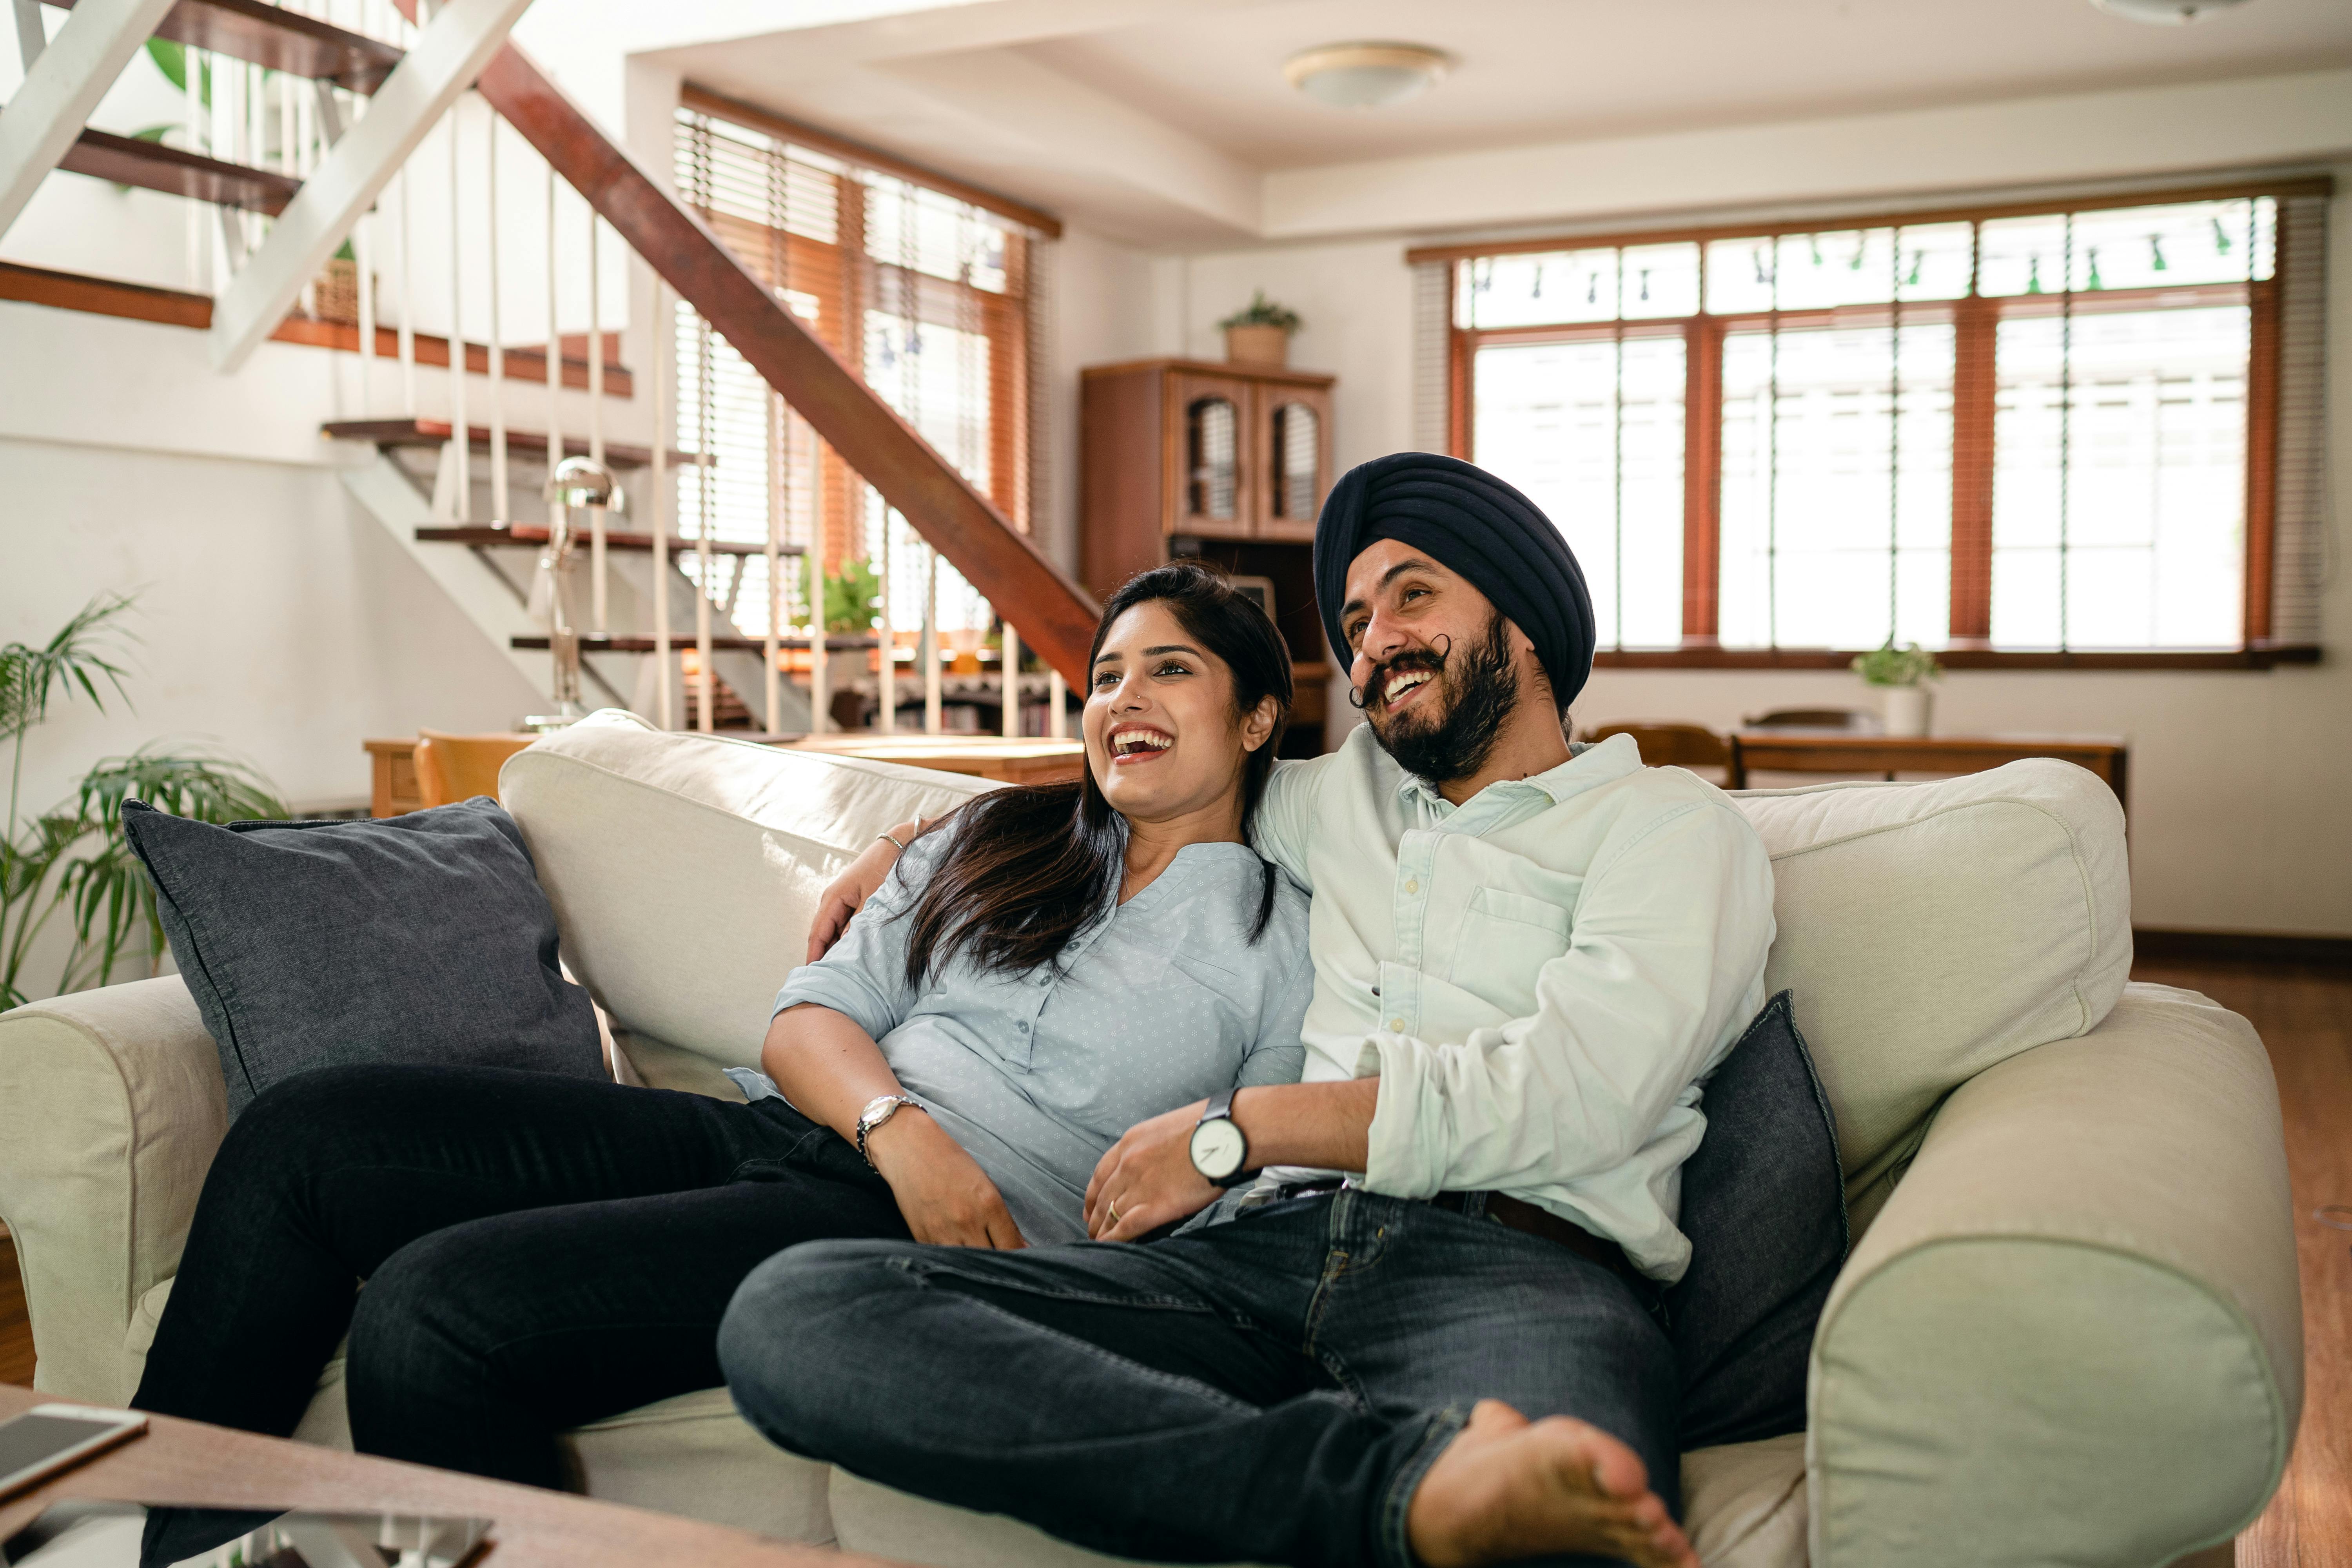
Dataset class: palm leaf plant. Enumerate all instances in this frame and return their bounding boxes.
[1,595,287,1007]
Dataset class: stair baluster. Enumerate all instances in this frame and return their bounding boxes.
[649,279,673,730]
[444,100,466,520]
[484,109,505,523]
[586,207,606,630]
[923,548,942,735]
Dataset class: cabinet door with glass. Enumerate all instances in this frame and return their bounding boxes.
[1256,385,1332,542]
[1169,372,1257,540]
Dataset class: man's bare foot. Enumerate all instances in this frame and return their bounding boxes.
[1406,1399,1697,1568]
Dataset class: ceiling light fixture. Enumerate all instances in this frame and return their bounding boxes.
[1283,42,1452,111]
[2089,0,2251,24]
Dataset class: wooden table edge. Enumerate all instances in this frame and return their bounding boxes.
[0,1385,900,1568]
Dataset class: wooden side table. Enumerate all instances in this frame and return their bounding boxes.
[1728,731,2128,812]
[779,733,1087,786]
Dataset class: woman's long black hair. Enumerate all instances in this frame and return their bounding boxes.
[898,561,1292,987]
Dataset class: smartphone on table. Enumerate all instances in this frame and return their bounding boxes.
[0,1406,148,1502]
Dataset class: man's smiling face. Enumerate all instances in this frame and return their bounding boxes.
[1339,539,1537,784]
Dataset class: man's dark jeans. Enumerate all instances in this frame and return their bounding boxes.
[130,1062,906,1488]
[720,1189,1679,1568]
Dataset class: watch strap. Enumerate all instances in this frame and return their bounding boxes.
[855,1093,921,1169]
[1192,1089,1252,1187]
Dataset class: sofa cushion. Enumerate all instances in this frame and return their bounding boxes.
[1669,992,1846,1452]
[1728,760,2130,1193]
[498,712,996,1070]
[122,796,604,1119]
[829,1439,1809,1568]
[563,1387,834,1545]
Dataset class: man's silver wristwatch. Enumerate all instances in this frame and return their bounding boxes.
[855,1093,923,1169]
[1188,1089,1252,1187]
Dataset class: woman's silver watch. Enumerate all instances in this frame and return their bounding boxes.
[855,1093,923,1169]
[1188,1089,1253,1187]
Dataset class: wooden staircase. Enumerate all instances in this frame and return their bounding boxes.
[46,0,403,91]
[56,126,300,211]
[5,0,1099,724]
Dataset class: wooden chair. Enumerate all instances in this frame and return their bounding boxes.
[1581,722,1732,782]
[412,729,537,809]
[1744,706,1881,733]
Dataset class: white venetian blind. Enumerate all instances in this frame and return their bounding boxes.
[671,98,1051,644]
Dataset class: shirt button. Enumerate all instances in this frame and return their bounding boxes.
[1404,878,1420,895]
[1016,1020,1031,1032]
[1389,1018,1405,1031]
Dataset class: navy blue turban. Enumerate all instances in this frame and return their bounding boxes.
[1313,452,1595,710]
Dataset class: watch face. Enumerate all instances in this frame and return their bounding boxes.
[1190,1117,1247,1181]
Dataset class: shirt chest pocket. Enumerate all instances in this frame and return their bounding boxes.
[1447,886,1572,1014]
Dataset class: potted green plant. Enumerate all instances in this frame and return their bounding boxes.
[2,595,285,1006]
[1219,292,1302,367]
[1850,640,1943,737]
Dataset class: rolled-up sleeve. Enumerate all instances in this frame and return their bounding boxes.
[1360,801,1776,1198]
[1249,759,1318,890]
[771,835,943,1043]
[1237,916,1314,1089]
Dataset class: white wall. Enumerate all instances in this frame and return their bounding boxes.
[1138,171,2352,938]
[1042,223,1160,572]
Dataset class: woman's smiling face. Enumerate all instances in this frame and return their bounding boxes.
[1082,599,1275,829]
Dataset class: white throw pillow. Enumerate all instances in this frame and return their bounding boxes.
[499,711,995,1069]
[1730,759,2131,1179]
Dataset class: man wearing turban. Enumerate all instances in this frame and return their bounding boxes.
[742,454,1775,1568]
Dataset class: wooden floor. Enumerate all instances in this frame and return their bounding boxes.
[2129,957,2352,1568]
[0,1228,31,1387]
[0,957,2343,1562]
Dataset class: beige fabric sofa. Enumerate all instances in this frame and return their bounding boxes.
[0,710,2299,1567]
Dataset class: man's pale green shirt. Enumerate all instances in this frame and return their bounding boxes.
[1252,726,1776,1282]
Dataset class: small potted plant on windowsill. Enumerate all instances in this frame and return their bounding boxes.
[1851,641,1943,737]
[1220,292,1302,367]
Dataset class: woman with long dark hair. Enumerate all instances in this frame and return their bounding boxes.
[746,559,1308,1248]
[129,561,1310,1523]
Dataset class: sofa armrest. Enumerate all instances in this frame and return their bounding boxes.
[0,977,227,1403]
[1808,982,2299,1567]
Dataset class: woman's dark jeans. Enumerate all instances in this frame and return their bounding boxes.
[129,1062,906,1488]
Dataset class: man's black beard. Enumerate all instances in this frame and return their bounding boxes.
[1363,611,1520,787]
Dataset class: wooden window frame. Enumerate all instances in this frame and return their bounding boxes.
[1426,176,2329,671]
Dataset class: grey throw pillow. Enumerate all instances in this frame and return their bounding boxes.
[122,795,605,1118]
[1667,990,1849,1451]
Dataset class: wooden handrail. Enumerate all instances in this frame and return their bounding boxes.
[445,31,1102,682]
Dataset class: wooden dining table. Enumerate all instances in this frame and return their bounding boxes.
[1727,730,2129,811]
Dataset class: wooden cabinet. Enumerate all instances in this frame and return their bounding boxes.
[1082,359,1335,573]
[1081,358,1339,753]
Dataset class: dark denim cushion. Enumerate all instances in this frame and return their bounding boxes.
[1666,989,1848,1450]
[122,795,604,1119]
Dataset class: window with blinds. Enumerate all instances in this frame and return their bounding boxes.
[1434,181,2328,659]
[670,93,1049,646]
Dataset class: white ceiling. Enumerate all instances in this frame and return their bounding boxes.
[645,0,2352,245]
[1020,0,2352,167]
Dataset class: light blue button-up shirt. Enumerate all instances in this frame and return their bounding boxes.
[1251,727,1776,1282]
[741,820,1313,1246]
